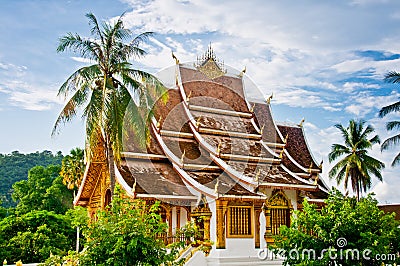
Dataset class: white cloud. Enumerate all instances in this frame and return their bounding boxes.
[0,62,62,111]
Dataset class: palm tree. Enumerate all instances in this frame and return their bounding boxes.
[60,148,85,195]
[378,71,400,167]
[328,119,385,201]
[52,13,165,198]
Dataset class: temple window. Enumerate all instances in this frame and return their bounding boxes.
[227,205,253,238]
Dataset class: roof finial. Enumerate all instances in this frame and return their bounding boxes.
[260,125,265,135]
[156,116,162,131]
[186,91,192,103]
[239,66,246,77]
[318,160,323,169]
[266,93,273,104]
[196,116,202,129]
[308,162,313,173]
[180,150,186,165]
[299,118,305,127]
[171,51,179,64]
[250,102,255,113]
[131,178,137,193]
[279,147,285,159]
[284,133,289,144]
[216,140,222,157]
[313,175,319,186]
[214,178,219,194]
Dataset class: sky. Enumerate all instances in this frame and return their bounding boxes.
[0,0,399,203]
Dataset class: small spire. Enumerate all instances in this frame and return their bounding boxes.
[299,118,305,127]
[214,178,219,194]
[254,169,261,183]
[196,116,202,129]
[132,178,137,193]
[250,102,255,113]
[308,162,313,173]
[171,51,179,64]
[313,175,319,186]
[239,66,246,77]
[279,147,285,159]
[186,91,192,103]
[180,150,186,165]
[266,93,273,104]
[216,140,222,157]
[156,116,162,130]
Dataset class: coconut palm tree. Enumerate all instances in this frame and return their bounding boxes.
[52,13,165,198]
[328,119,385,201]
[379,71,400,167]
[60,148,85,195]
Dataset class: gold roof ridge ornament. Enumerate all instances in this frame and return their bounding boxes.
[299,118,305,127]
[266,93,273,104]
[318,160,323,169]
[171,51,179,64]
[195,44,226,79]
[239,66,246,77]
[214,178,219,194]
[180,150,186,165]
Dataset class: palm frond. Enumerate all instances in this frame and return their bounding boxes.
[386,120,400,131]
[378,99,400,117]
[85,13,104,45]
[381,134,400,151]
[384,71,400,83]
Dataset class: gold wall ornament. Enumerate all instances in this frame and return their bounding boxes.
[279,147,285,159]
[284,133,289,144]
[216,140,222,157]
[195,44,226,79]
[308,162,313,174]
[196,116,202,129]
[198,59,226,79]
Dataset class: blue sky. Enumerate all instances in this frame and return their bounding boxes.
[0,0,399,203]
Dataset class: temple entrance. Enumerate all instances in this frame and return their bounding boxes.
[264,189,292,245]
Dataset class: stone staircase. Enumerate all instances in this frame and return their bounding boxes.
[185,251,283,266]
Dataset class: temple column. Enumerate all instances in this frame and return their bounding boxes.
[264,206,273,246]
[166,207,173,244]
[216,200,227,249]
[203,214,211,241]
[254,201,263,248]
[176,207,181,229]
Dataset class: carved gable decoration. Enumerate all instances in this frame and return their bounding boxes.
[196,45,226,80]
[266,189,292,208]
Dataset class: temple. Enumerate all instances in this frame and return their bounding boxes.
[74,46,329,265]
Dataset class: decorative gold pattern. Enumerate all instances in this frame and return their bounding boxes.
[198,59,226,79]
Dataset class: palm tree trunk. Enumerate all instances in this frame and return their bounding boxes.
[106,135,116,199]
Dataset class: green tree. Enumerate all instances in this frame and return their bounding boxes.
[0,150,63,208]
[274,189,400,266]
[378,71,400,166]
[12,165,73,215]
[75,187,175,265]
[328,119,385,200]
[52,13,165,199]
[0,210,75,264]
[60,148,85,195]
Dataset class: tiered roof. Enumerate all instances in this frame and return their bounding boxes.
[75,47,328,206]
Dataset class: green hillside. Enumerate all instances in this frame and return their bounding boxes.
[0,151,63,207]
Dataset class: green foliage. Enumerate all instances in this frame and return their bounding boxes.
[12,165,73,215]
[0,150,63,208]
[53,187,177,266]
[0,210,75,264]
[274,189,400,266]
[328,119,385,200]
[60,148,85,192]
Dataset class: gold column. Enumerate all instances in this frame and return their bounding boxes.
[203,215,211,241]
[216,200,228,249]
[254,201,263,248]
[264,206,273,245]
[176,207,181,229]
